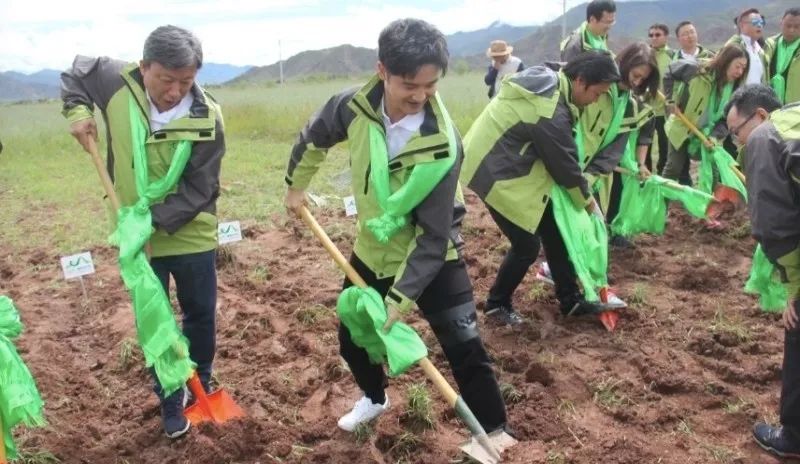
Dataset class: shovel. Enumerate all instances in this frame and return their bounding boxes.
[298,205,516,464]
[599,288,619,332]
[83,138,244,425]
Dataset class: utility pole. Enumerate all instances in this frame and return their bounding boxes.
[561,0,567,40]
[278,39,284,84]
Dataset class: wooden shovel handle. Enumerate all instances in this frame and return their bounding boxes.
[86,138,121,212]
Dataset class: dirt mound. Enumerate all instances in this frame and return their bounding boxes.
[0,196,785,463]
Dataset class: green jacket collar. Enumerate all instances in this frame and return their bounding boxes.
[348,74,450,159]
[119,63,217,142]
[558,71,580,122]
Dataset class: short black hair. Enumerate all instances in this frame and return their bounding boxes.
[786,7,800,18]
[586,0,616,21]
[563,50,621,86]
[735,8,762,26]
[725,84,782,117]
[675,20,693,37]
[378,18,449,77]
[649,23,669,35]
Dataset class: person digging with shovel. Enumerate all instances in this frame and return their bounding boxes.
[61,25,225,439]
[724,84,800,460]
[284,18,510,442]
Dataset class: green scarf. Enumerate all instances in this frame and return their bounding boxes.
[107,96,196,396]
[0,296,45,459]
[745,244,788,311]
[692,82,735,194]
[366,93,458,243]
[582,22,608,51]
[772,36,800,104]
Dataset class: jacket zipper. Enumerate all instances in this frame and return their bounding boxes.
[363,163,371,195]
[590,110,603,132]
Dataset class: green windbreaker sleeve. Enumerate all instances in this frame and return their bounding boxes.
[285,89,356,189]
[61,55,126,123]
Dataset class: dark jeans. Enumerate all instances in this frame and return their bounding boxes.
[149,249,217,401]
[783,300,800,440]
[339,255,507,432]
[486,203,581,308]
[606,171,623,227]
[646,115,669,174]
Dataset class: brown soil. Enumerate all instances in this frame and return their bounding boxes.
[0,193,788,463]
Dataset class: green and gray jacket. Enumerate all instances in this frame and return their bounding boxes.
[61,56,225,258]
[651,46,675,116]
[744,103,800,296]
[767,34,800,104]
[673,45,716,62]
[560,22,609,62]
[461,65,593,233]
[663,60,732,150]
[285,75,465,313]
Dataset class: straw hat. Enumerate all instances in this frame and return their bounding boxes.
[486,40,513,58]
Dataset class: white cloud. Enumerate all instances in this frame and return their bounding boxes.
[0,0,583,73]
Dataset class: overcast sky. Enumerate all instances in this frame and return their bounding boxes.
[0,0,591,73]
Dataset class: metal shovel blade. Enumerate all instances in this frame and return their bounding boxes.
[184,373,245,425]
[599,310,619,331]
[460,429,518,464]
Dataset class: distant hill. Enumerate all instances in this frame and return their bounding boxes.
[228,44,377,85]
[0,63,251,103]
[509,0,793,66]
[447,21,536,57]
[197,63,252,85]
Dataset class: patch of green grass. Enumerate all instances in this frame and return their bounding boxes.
[628,283,649,306]
[389,432,423,460]
[295,304,329,325]
[591,377,630,410]
[499,383,524,404]
[700,443,741,463]
[676,419,694,435]
[723,397,753,414]
[557,398,577,417]
[15,449,61,464]
[353,422,374,444]
[117,337,139,371]
[710,310,752,344]
[546,450,567,464]
[404,383,435,430]
[725,221,751,240]
[527,281,549,302]
[247,264,271,283]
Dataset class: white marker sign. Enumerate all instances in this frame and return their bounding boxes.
[60,252,95,279]
[343,196,358,217]
[218,221,243,245]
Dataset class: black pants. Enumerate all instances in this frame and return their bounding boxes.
[339,255,507,432]
[646,115,669,174]
[782,300,800,440]
[606,171,623,227]
[149,250,217,400]
[486,203,581,309]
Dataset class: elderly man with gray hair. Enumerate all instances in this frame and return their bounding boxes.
[61,25,225,439]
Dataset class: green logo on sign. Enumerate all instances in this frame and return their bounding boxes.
[67,256,91,268]
[220,225,239,234]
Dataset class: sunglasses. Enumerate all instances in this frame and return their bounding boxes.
[751,17,765,27]
[648,33,664,37]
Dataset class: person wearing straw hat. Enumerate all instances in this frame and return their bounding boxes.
[484,40,524,99]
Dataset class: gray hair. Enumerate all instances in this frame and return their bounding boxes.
[143,25,203,69]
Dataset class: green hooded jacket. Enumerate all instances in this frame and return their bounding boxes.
[460,65,593,233]
[767,34,800,104]
[560,22,610,62]
[61,56,225,258]
[744,103,800,297]
[285,75,464,313]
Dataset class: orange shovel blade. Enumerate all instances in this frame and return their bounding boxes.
[712,185,742,205]
[599,311,619,332]
[185,389,245,424]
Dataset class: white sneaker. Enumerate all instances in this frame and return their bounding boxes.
[535,261,554,286]
[603,290,627,309]
[337,395,390,432]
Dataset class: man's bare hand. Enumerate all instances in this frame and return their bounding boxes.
[284,187,308,215]
[69,118,98,153]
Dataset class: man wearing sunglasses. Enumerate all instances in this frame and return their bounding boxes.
[727,8,769,85]
[726,83,800,460]
[644,23,675,176]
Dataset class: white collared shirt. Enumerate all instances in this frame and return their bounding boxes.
[741,35,764,85]
[679,47,699,62]
[147,91,194,131]
[381,99,425,159]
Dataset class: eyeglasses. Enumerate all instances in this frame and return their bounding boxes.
[648,33,664,38]
[751,17,765,28]
[730,112,757,138]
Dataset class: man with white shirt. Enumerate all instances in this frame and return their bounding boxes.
[484,40,525,99]
[674,21,715,63]
[61,25,224,439]
[284,18,509,436]
[726,8,769,85]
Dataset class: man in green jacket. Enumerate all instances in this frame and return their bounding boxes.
[284,18,508,435]
[767,8,800,104]
[561,0,616,62]
[61,25,225,439]
[725,84,800,460]
[645,23,675,175]
[674,21,716,63]
[461,51,620,325]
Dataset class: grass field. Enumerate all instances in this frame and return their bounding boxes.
[0,71,489,253]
